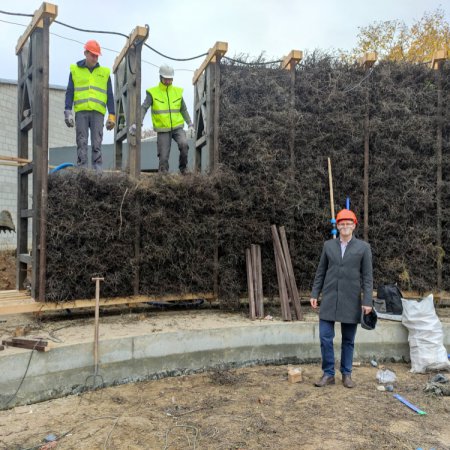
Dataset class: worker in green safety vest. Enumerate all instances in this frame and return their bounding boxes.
[64,40,115,171]
[131,65,193,174]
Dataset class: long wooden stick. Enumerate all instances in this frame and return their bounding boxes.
[328,157,336,239]
[273,237,291,321]
[279,226,303,320]
[92,277,104,374]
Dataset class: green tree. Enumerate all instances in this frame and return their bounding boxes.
[353,8,450,62]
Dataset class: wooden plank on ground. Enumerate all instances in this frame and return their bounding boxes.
[2,338,49,352]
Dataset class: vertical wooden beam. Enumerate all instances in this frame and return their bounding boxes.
[281,50,303,170]
[15,2,57,300]
[192,42,227,172]
[113,26,148,177]
[245,248,256,320]
[16,50,30,291]
[359,52,377,243]
[38,15,50,301]
[434,53,445,293]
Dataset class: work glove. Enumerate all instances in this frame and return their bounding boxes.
[105,114,116,131]
[187,123,195,139]
[129,123,137,136]
[64,110,74,128]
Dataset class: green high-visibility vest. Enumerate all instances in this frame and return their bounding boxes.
[70,64,110,115]
[148,83,184,132]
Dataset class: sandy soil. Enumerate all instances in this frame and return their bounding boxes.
[1,252,450,449]
[0,362,449,450]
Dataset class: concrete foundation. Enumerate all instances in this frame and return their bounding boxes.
[1,320,448,410]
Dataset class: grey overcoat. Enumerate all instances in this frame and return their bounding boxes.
[311,237,373,324]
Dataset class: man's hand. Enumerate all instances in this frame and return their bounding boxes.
[362,306,373,315]
[64,110,74,128]
[129,123,137,136]
[310,298,318,309]
[106,114,116,131]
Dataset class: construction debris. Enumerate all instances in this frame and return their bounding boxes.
[2,337,50,352]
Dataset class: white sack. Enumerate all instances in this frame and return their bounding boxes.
[401,294,450,374]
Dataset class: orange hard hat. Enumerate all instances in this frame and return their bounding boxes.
[84,40,102,56]
[336,209,358,224]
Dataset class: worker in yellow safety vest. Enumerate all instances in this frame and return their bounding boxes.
[131,65,193,174]
[64,40,115,171]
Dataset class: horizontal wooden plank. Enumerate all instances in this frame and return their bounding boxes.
[16,2,58,55]
[193,41,228,84]
[113,25,149,73]
[0,292,216,315]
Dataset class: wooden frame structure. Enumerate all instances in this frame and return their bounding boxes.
[113,25,149,178]
[16,2,57,301]
[192,42,228,173]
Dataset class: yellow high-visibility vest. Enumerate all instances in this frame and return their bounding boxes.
[70,64,110,115]
[148,83,184,132]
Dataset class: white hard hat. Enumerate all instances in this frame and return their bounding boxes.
[159,64,174,78]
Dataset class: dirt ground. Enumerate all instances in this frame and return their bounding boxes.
[1,253,450,449]
[0,250,15,291]
[0,362,449,450]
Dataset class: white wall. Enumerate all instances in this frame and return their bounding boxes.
[0,80,75,250]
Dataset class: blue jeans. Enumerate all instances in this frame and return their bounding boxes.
[319,319,358,376]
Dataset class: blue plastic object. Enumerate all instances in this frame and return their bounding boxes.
[346,197,350,209]
[393,394,426,415]
[49,162,75,174]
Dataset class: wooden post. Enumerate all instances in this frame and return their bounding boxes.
[92,277,104,375]
[359,52,377,242]
[279,226,303,320]
[431,50,447,293]
[113,25,149,177]
[15,2,57,300]
[273,231,292,321]
[327,157,336,239]
[281,50,303,170]
[192,42,228,172]
[245,249,256,320]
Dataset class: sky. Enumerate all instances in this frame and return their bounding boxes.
[0,0,448,142]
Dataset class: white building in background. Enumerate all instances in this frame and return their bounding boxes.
[0,79,75,250]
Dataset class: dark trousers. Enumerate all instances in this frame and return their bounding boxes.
[75,110,104,171]
[156,128,189,173]
[319,319,358,376]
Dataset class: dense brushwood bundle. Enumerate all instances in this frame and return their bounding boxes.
[45,54,449,302]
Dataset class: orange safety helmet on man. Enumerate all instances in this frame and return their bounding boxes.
[336,209,358,224]
[84,40,102,56]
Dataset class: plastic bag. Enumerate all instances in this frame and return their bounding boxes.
[401,294,450,373]
[376,369,397,384]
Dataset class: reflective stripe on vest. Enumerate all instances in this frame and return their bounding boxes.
[70,64,110,115]
[148,83,184,132]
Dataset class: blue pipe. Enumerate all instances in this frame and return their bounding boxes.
[346,197,350,210]
[49,163,75,174]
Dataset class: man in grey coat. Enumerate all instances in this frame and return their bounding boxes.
[310,209,373,388]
